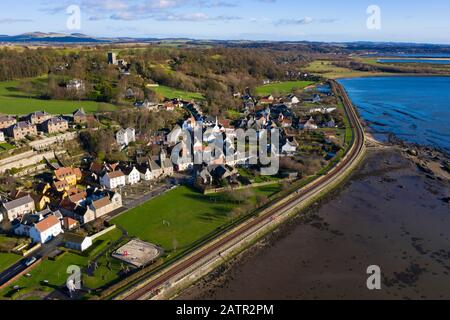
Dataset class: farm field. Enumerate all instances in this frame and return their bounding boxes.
[0,80,116,115]
[255,81,315,96]
[306,60,393,79]
[112,185,282,253]
[149,85,204,101]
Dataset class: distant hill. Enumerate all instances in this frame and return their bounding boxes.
[1,32,450,54]
[0,32,106,43]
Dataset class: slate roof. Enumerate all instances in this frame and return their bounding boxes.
[2,195,34,211]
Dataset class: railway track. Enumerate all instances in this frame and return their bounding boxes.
[117,80,365,300]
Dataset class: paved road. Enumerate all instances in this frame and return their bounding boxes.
[0,237,63,288]
[114,80,366,300]
[0,260,29,287]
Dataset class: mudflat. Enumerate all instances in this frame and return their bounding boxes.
[178,147,450,300]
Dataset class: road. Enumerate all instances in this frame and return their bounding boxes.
[0,260,30,287]
[0,237,63,288]
[113,80,366,301]
[0,174,188,290]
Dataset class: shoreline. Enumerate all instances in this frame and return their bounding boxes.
[176,76,450,299]
[364,129,449,181]
[177,142,449,300]
[333,73,450,80]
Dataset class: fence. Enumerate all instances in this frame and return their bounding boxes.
[91,225,117,241]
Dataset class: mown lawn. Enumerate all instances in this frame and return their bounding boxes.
[149,85,204,101]
[255,81,315,96]
[0,252,87,299]
[0,253,22,273]
[0,80,116,115]
[112,185,281,252]
[0,184,283,299]
[0,228,124,300]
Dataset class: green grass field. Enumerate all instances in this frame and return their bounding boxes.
[0,253,22,273]
[1,185,282,299]
[306,60,395,79]
[149,85,204,101]
[0,228,124,300]
[112,186,281,252]
[255,81,315,96]
[0,80,116,115]
[0,143,15,152]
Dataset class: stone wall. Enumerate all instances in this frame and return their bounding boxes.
[0,151,56,174]
[29,132,77,151]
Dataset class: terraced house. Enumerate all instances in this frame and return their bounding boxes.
[25,110,52,125]
[60,190,122,224]
[72,108,87,124]
[100,170,126,189]
[7,121,37,140]
[0,114,17,130]
[1,194,36,222]
[41,117,69,134]
[54,167,82,188]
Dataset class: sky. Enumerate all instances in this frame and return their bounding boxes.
[0,0,450,44]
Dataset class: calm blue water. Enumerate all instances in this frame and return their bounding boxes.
[366,53,450,58]
[378,59,450,65]
[338,77,450,153]
[386,54,450,58]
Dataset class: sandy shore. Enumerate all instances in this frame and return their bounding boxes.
[178,146,449,300]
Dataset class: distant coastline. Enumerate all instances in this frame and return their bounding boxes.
[338,76,450,153]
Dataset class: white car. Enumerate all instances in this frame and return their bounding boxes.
[24,257,37,267]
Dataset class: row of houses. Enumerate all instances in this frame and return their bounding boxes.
[240,92,321,113]
[91,151,175,190]
[0,109,88,141]
[1,186,122,232]
[8,200,94,251]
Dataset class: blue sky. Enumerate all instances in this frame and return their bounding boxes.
[1,0,450,44]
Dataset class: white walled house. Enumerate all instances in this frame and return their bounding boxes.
[137,166,152,181]
[61,191,122,225]
[282,140,298,155]
[29,215,63,244]
[64,233,93,252]
[100,170,126,189]
[287,94,300,105]
[123,166,141,185]
[0,131,5,143]
[1,195,35,222]
[116,128,136,147]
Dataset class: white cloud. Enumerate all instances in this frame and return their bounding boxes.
[41,0,239,21]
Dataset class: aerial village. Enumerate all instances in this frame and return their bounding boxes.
[0,53,347,292]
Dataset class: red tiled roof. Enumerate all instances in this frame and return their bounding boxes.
[92,197,111,210]
[35,215,60,233]
[54,180,69,189]
[90,162,103,174]
[63,217,78,229]
[55,167,81,180]
[68,191,87,203]
[107,170,125,179]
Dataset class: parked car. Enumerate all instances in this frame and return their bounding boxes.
[24,257,37,267]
